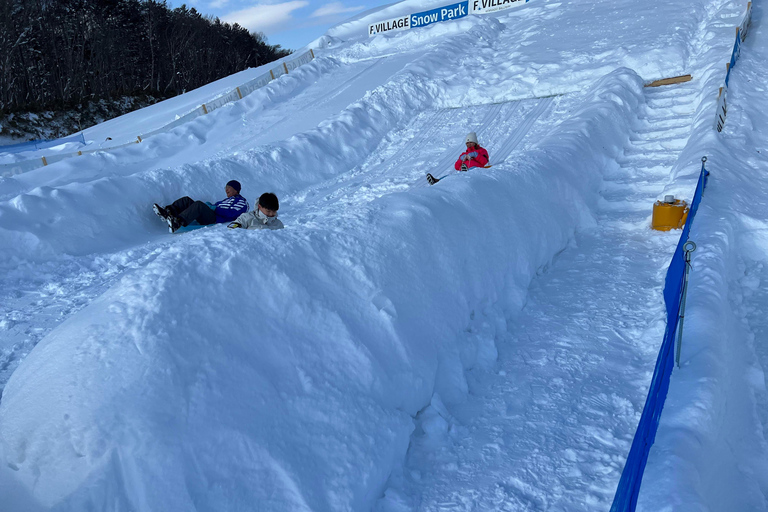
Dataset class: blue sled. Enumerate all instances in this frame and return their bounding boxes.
[175,221,209,234]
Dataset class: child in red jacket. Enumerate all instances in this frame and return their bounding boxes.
[427,132,490,185]
[455,132,489,171]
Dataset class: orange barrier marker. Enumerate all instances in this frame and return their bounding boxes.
[652,195,689,231]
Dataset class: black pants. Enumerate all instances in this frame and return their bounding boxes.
[166,197,216,226]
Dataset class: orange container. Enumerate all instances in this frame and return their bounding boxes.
[652,198,689,231]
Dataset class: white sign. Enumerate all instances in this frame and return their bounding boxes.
[714,86,727,132]
[369,15,411,36]
[471,0,528,15]
[367,0,532,37]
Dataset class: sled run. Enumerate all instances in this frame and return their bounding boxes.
[1,0,768,509]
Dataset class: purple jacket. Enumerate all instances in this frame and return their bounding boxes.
[214,195,249,223]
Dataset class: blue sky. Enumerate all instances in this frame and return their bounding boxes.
[180,0,385,50]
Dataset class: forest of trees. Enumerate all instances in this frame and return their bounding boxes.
[0,0,292,114]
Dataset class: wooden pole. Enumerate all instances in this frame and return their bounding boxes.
[644,75,693,87]
[283,62,289,74]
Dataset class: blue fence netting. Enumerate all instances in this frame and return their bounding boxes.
[726,29,742,87]
[0,132,86,155]
[610,160,710,512]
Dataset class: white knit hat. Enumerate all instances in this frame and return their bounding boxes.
[465,132,478,144]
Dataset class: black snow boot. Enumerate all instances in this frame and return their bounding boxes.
[166,215,183,233]
[153,203,169,219]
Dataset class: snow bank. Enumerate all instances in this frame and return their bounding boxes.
[637,3,768,509]
[0,68,644,510]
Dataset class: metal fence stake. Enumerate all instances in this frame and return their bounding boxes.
[676,240,697,367]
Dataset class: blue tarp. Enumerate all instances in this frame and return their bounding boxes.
[0,132,85,154]
[610,161,710,512]
[725,28,742,87]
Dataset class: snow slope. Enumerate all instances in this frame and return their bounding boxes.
[1,0,767,510]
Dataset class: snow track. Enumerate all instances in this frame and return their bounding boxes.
[0,96,559,397]
[377,82,701,510]
[225,55,408,150]
[288,95,558,208]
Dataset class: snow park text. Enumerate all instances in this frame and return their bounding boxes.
[368,0,529,36]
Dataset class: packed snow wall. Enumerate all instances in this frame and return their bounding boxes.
[0,69,645,510]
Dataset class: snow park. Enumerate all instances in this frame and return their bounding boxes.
[1,0,768,508]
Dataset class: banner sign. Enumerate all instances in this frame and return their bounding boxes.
[739,1,753,40]
[715,86,728,132]
[715,2,752,134]
[471,0,528,15]
[410,1,469,29]
[368,15,411,36]
[368,0,528,36]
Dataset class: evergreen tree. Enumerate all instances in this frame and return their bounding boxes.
[0,0,291,113]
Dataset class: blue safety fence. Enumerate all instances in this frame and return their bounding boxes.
[610,159,710,512]
[0,132,85,154]
[715,1,752,132]
[725,28,742,88]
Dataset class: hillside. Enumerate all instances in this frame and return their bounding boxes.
[0,0,767,510]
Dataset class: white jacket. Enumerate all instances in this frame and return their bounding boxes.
[234,209,284,230]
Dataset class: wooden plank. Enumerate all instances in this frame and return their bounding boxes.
[644,74,693,87]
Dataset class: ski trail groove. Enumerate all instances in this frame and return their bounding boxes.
[380,82,700,510]
[290,96,558,206]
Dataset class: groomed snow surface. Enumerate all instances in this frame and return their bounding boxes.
[1,0,767,510]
